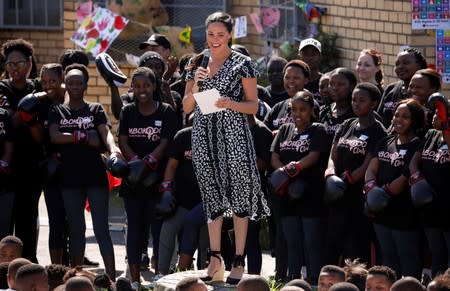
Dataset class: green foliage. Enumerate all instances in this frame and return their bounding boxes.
[315,30,339,73]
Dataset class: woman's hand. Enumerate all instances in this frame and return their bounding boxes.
[215,97,235,110]
[194,67,208,85]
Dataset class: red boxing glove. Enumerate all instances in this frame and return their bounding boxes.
[143,154,158,170]
[363,179,377,194]
[341,170,355,185]
[159,180,175,192]
[0,160,10,176]
[73,130,88,144]
[282,161,302,178]
[409,170,424,186]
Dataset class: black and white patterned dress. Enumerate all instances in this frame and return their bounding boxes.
[186,51,270,221]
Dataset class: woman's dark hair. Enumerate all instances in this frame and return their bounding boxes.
[402,47,428,69]
[394,98,425,133]
[138,51,165,69]
[131,66,162,102]
[1,38,38,78]
[59,49,89,70]
[40,63,64,80]
[64,63,89,83]
[205,11,234,33]
[292,90,318,121]
[283,59,311,80]
[354,82,382,103]
[413,68,441,91]
[360,48,384,87]
[331,67,358,90]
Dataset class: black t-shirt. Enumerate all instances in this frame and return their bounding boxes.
[377,81,408,128]
[166,126,201,209]
[0,108,14,192]
[271,122,328,217]
[250,119,273,171]
[0,79,43,179]
[264,85,290,107]
[333,118,387,206]
[305,76,322,105]
[373,135,421,230]
[118,102,177,197]
[319,105,355,152]
[48,102,110,188]
[264,99,293,131]
[418,129,450,230]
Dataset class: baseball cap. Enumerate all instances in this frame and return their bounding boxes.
[299,38,321,53]
[139,34,171,50]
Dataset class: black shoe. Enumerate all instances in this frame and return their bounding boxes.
[225,255,245,285]
[199,251,224,283]
[140,254,150,271]
[83,257,100,267]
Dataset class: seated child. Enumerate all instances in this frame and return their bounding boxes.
[14,264,48,291]
[390,277,424,291]
[65,277,94,291]
[237,275,270,291]
[7,258,31,291]
[45,265,70,291]
[318,265,346,291]
[365,266,396,291]
[0,237,23,264]
[174,276,207,291]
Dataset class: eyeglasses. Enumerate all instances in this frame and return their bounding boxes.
[5,60,29,69]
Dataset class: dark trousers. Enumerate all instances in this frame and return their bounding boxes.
[43,179,66,249]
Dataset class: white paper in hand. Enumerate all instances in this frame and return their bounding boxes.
[193,88,225,115]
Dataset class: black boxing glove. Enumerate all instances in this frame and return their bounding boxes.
[155,180,178,219]
[366,185,391,213]
[409,171,434,207]
[269,168,290,196]
[125,158,149,186]
[141,171,159,189]
[73,130,88,144]
[142,153,158,171]
[286,177,307,200]
[106,153,129,178]
[428,93,450,133]
[324,172,347,204]
[17,93,39,127]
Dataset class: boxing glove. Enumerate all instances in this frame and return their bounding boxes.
[269,168,290,196]
[409,171,434,207]
[73,130,88,144]
[141,171,159,189]
[142,153,158,171]
[125,159,149,186]
[286,177,307,200]
[324,175,347,204]
[106,153,129,178]
[366,186,391,213]
[155,180,178,219]
[428,93,450,132]
[17,93,39,127]
[95,53,127,87]
[39,155,60,181]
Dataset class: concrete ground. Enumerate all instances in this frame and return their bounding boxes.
[36,194,276,282]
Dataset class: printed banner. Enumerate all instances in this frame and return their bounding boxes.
[234,16,248,39]
[412,0,450,30]
[71,7,128,57]
[436,29,450,83]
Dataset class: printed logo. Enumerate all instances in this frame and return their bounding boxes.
[60,116,95,130]
[128,126,161,141]
[422,149,450,164]
[378,150,406,167]
[280,139,310,153]
[338,137,368,155]
[273,116,294,128]
[0,121,5,135]
[184,150,192,160]
[325,123,341,135]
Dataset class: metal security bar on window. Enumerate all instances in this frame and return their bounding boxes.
[0,0,62,29]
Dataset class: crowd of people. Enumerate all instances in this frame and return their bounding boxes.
[0,10,449,291]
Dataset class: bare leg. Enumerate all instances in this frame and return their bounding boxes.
[206,216,223,276]
[227,214,248,282]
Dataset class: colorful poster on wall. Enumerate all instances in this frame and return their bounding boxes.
[412,0,450,30]
[436,30,450,83]
[71,8,128,57]
[234,16,248,39]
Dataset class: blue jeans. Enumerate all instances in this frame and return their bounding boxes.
[61,186,113,257]
[424,227,450,277]
[43,180,66,249]
[281,216,325,281]
[180,202,206,256]
[245,220,261,274]
[0,191,14,239]
[374,224,422,279]
[123,197,162,264]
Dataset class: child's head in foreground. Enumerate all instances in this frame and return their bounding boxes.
[0,236,23,263]
[15,263,48,291]
[365,265,396,291]
[318,265,346,291]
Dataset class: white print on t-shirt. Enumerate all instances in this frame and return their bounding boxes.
[184,150,192,160]
[359,134,368,141]
[280,139,310,153]
[325,123,341,135]
[378,150,405,167]
[273,116,294,128]
[0,121,5,135]
[422,149,450,164]
[128,126,161,141]
[384,101,396,111]
[60,116,94,129]
[338,137,368,155]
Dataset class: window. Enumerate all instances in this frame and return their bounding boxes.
[0,0,62,29]
[260,0,306,43]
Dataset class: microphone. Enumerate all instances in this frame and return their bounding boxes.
[197,49,210,87]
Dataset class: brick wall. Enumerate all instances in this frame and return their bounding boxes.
[311,0,449,94]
